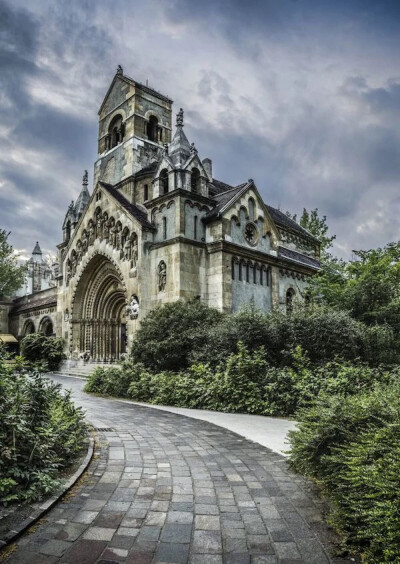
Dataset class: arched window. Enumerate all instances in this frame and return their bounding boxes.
[248,198,256,221]
[160,169,169,195]
[246,263,250,283]
[147,116,159,142]
[162,217,167,240]
[239,262,243,281]
[260,268,264,286]
[231,258,236,280]
[144,184,149,201]
[194,216,198,240]
[253,265,258,284]
[108,114,124,149]
[191,168,200,193]
[286,288,296,314]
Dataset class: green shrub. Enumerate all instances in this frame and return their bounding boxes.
[0,365,87,504]
[21,333,65,370]
[288,382,400,562]
[130,299,223,372]
[191,305,397,368]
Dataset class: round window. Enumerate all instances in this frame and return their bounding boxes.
[244,222,258,246]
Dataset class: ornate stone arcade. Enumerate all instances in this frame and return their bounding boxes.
[71,254,128,361]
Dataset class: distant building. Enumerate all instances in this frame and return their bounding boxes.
[14,242,58,297]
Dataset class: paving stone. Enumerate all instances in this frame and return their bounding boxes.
[167,510,194,523]
[155,542,190,563]
[39,539,71,557]
[193,530,222,553]
[190,556,223,564]
[83,526,116,541]
[161,523,192,543]
[195,514,220,530]
[94,511,125,528]
[55,522,87,541]
[273,541,303,560]
[72,510,99,524]
[60,539,108,563]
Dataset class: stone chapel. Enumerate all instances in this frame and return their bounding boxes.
[7,68,320,362]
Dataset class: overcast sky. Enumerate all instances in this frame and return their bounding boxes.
[1,0,399,260]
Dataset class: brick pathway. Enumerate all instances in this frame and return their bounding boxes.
[3,375,351,564]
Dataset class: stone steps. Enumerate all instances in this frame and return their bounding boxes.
[54,361,119,379]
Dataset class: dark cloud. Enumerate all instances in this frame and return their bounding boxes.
[0,0,399,259]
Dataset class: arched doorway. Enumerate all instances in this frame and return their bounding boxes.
[39,316,54,336]
[72,255,128,361]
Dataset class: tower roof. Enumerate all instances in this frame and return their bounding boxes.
[168,108,192,166]
[74,170,90,218]
[32,241,42,255]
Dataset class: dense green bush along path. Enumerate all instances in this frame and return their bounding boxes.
[0,369,87,504]
[4,374,353,564]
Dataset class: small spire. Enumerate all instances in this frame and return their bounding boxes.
[32,241,42,255]
[176,108,184,127]
[117,64,123,75]
[190,142,197,154]
[83,170,88,187]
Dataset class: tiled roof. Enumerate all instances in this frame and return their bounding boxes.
[122,73,173,103]
[278,246,320,270]
[11,293,57,314]
[100,182,155,230]
[205,182,247,220]
[135,162,158,176]
[267,206,319,242]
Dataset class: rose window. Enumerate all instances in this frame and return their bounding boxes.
[244,222,258,246]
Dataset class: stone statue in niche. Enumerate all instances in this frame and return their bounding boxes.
[110,223,117,248]
[126,295,139,320]
[96,214,103,240]
[70,253,77,276]
[81,230,88,253]
[76,241,83,263]
[131,234,138,267]
[88,220,95,245]
[103,214,109,241]
[123,235,132,261]
[66,260,71,284]
[158,261,167,292]
[115,224,122,251]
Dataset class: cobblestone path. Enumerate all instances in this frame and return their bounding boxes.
[4,375,350,564]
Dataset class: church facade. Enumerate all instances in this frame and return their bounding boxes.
[8,68,320,361]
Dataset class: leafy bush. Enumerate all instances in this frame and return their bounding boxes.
[0,357,87,504]
[191,305,398,368]
[21,333,65,370]
[288,382,400,562]
[131,299,223,371]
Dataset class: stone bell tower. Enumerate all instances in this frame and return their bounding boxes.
[94,66,173,186]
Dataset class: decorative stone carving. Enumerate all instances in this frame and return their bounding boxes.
[126,295,139,320]
[88,220,95,245]
[158,261,167,292]
[244,222,258,246]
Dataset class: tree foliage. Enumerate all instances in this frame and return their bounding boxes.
[21,334,65,370]
[0,229,26,297]
[310,241,400,333]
